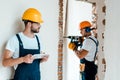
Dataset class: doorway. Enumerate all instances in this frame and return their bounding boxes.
[63,1,92,80]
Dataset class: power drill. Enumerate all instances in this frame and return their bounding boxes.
[63,36,84,50]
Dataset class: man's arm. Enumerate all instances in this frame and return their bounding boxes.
[2,49,34,67]
[74,49,88,59]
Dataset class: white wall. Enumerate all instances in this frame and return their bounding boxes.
[104,0,120,80]
[0,0,58,80]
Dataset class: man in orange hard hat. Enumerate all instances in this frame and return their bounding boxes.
[69,21,99,80]
[2,8,49,80]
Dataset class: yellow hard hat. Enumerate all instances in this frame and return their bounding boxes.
[22,8,43,23]
[79,21,91,30]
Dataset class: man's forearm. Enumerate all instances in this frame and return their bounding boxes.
[2,57,24,67]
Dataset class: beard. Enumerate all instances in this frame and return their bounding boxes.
[31,27,40,33]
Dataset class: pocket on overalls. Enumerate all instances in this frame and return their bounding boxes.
[80,63,85,72]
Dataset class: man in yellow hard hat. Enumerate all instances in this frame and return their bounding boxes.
[69,21,99,80]
[2,8,49,80]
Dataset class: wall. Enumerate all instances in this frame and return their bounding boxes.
[104,0,120,80]
[0,0,58,80]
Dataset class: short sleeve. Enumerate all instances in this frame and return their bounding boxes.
[6,35,19,53]
[81,39,93,51]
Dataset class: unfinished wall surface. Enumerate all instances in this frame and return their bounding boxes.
[95,0,106,80]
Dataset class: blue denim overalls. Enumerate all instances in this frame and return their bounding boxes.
[14,34,41,80]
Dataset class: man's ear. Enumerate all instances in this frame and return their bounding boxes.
[27,22,32,27]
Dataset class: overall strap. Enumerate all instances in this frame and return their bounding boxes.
[35,35,40,50]
[16,34,23,47]
[88,37,99,61]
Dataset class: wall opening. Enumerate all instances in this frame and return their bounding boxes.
[63,1,92,80]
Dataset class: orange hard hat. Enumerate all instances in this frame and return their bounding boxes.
[79,21,91,30]
[22,8,43,23]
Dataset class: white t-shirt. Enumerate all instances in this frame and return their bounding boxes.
[6,32,42,69]
[81,36,98,61]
